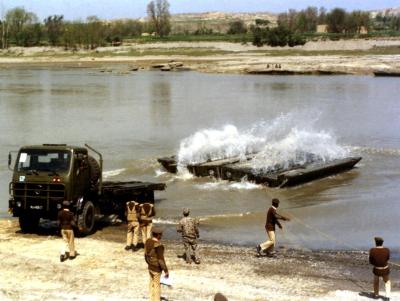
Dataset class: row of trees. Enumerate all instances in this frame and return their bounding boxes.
[0,0,171,49]
[274,7,370,34]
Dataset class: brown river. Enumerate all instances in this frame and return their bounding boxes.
[0,67,399,254]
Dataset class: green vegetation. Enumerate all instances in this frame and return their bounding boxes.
[0,3,399,51]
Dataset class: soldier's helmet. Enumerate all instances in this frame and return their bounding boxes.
[183,208,190,216]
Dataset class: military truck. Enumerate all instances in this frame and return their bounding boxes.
[8,144,165,235]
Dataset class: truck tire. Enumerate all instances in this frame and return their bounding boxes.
[88,156,101,186]
[19,214,40,233]
[77,201,95,236]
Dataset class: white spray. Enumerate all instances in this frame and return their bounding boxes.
[176,112,349,174]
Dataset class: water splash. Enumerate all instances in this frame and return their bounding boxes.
[194,180,262,191]
[177,113,349,173]
[103,168,126,179]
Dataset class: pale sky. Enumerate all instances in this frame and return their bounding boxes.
[1,0,399,21]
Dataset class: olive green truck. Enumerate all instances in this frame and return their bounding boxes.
[8,144,165,235]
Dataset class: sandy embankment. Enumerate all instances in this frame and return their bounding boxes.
[0,219,399,301]
[1,39,400,75]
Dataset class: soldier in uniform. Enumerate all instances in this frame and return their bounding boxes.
[58,200,76,262]
[140,202,156,246]
[144,227,169,301]
[125,200,140,251]
[176,208,200,264]
[256,198,290,257]
[369,236,391,299]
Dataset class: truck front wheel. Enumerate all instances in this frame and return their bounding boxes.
[19,214,40,233]
[77,201,95,236]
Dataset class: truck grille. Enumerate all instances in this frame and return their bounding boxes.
[10,182,65,210]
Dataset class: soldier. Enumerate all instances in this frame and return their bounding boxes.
[125,200,140,251]
[58,200,76,262]
[176,208,200,264]
[140,202,156,246]
[144,227,169,301]
[256,198,290,257]
[369,237,391,300]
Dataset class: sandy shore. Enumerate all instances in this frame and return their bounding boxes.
[1,39,400,75]
[0,219,399,301]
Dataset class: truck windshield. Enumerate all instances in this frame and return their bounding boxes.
[17,150,71,172]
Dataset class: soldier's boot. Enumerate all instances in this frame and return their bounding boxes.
[65,252,70,259]
[131,245,138,252]
[60,254,66,262]
[256,245,262,256]
[125,245,131,251]
[194,258,200,264]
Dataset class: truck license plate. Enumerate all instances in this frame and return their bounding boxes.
[30,205,43,210]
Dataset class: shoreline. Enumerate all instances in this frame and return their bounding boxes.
[1,39,400,75]
[1,219,399,300]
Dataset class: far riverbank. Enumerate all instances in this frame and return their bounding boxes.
[1,39,400,75]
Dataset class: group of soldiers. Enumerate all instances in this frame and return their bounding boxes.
[125,200,156,251]
[57,197,392,301]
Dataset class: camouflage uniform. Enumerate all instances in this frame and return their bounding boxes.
[140,203,155,244]
[126,201,140,250]
[177,209,200,264]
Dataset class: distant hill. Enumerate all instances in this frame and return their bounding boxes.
[169,12,277,34]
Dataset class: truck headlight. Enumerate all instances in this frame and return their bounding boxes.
[16,201,22,207]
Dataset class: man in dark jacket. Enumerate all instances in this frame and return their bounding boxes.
[144,227,169,301]
[256,198,290,257]
[58,200,76,262]
[369,237,391,299]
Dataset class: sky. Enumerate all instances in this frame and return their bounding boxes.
[1,0,399,21]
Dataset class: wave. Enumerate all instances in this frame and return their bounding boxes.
[199,212,253,222]
[176,112,349,173]
[346,145,400,156]
[194,180,262,191]
[103,168,126,178]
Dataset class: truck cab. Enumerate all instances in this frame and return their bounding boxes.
[8,144,100,233]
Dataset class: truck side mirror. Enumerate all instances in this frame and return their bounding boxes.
[8,153,12,169]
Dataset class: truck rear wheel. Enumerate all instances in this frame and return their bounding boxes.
[77,201,95,236]
[19,214,40,233]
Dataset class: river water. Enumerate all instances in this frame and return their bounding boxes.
[0,67,399,252]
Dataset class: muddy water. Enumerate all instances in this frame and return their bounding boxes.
[0,67,399,252]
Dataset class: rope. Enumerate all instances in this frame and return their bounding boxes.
[286,213,400,269]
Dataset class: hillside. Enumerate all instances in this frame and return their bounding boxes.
[170,11,277,34]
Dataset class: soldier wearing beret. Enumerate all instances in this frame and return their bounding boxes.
[177,208,200,264]
[144,227,169,301]
[369,236,391,299]
[57,200,76,262]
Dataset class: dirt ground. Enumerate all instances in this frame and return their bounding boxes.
[0,219,399,301]
[1,39,400,75]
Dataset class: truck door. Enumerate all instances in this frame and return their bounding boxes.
[73,153,90,200]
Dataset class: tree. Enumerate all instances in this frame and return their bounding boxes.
[251,25,305,47]
[44,15,64,46]
[147,0,171,37]
[227,20,247,34]
[5,7,38,46]
[326,8,347,33]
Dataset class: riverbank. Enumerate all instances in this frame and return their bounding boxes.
[1,39,400,75]
[0,219,399,301]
